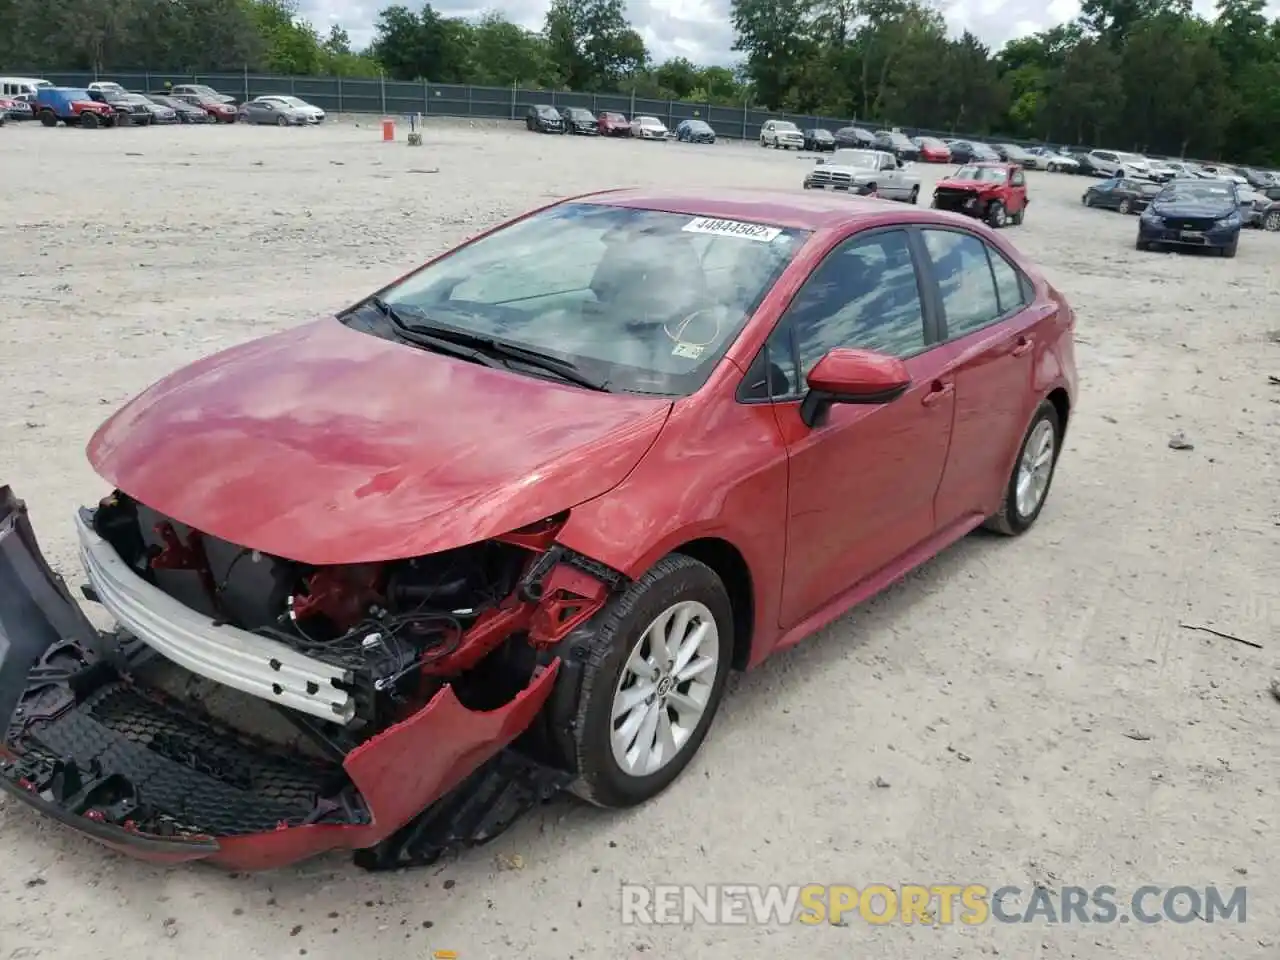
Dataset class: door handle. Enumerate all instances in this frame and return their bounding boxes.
[921,381,954,407]
[1011,335,1034,357]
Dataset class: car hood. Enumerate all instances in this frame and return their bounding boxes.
[87,318,673,565]
[936,178,999,191]
[1149,200,1236,218]
[819,164,876,179]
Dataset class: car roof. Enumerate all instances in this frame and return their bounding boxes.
[574,187,933,231]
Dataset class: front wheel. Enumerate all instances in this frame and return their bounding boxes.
[986,200,1008,228]
[983,400,1062,536]
[80,111,100,129]
[568,554,733,809]
[1222,237,1238,258]
[276,115,288,127]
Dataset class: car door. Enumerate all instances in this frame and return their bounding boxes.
[876,154,902,198]
[753,227,956,629]
[920,227,1054,528]
[1007,166,1027,213]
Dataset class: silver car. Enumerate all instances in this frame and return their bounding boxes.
[802,148,922,203]
[251,95,325,123]
[237,98,310,126]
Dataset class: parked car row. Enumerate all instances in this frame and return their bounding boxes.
[1,75,325,128]
[1083,173,1280,233]
[523,104,717,144]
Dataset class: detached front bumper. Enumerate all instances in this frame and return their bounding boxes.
[0,487,563,871]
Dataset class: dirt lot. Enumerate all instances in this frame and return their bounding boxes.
[0,118,1277,959]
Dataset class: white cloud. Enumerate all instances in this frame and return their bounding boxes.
[300,0,1272,67]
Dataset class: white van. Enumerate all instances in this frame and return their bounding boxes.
[0,77,53,98]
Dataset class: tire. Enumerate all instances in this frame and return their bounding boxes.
[568,553,734,809]
[983,400,1062,536]
[1136,238,1149,251]
[276,115,288,127]
[1222,237,1238,258]
[1082,193,1092,206]
[1012,204,1025,225]
[39,110,57,127]
[1118,198,1132,214]
[908,185,919,204]
[80,111,100,129]
[1265,210,1280,231]
[986,200,1007,228]
[1047,163,1057,173]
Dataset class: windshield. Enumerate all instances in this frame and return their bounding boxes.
[953,165,1007,182]
[1157,181,1236,203]
[831,149,877,168]
[919,137,945,148]
[192,85,219,96]
[638,116,662,125]
[1001,145,1028,157]
[536,106,558,115]
[365,203,809,396]
[1140,183,1162,195]
[63,89,93,100]
[604,112,624,121]
[774,122,799,133]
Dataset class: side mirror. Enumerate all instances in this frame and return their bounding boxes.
[816,157,825,165]
[800,348,911,427]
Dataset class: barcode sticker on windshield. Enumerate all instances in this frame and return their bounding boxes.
[682,217,782,243]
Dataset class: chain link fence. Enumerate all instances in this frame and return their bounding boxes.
[17,68,1048,147]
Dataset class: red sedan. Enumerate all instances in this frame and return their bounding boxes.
[915,135,952,162]
[597,110,630,136]
[0,189,1076,871]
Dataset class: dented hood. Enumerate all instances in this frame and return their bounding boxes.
[935,178,997,192]
[88,319,672,564]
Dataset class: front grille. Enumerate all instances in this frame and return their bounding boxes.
[933,187,979,210]
[1164,217,1217,231]
[808,170,854,186]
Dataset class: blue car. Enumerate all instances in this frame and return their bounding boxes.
[675,118,715,144]
[1136,178,1242,257]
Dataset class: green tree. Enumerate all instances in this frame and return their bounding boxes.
[544,0,647,90]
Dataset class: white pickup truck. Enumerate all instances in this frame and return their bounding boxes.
[801,148,921,202]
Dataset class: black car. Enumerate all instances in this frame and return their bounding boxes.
[146,93,216,123]
[833,125,877,149]
[872,129,918,160]
[675,118,715,143]
[803,128,835,151]
[948,140,1001,163]
[525,104,563,133]
[1060,148,1098,176]
[1082,177,1163,213]
[559,106,597,135]
[87,88,152,125]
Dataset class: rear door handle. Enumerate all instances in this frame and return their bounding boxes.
[922,381,955,407]
[1011,335,1034,357]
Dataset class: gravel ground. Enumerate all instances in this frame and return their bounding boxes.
[1,117,1277,960]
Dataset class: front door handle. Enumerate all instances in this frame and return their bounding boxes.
[921,381,955,407]
[1011,335,1034,357]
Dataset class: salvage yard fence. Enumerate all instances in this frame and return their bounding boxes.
[22,68,1043,149]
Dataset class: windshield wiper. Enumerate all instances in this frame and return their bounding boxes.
[364,296,506,371]
[390,315,610,392]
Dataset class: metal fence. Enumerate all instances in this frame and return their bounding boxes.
[21,68,1043,147]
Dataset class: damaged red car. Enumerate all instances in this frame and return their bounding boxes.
[0,188,1077,871]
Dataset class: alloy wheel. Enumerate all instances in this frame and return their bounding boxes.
[610,600,720,778]
[1015,419,1055,519]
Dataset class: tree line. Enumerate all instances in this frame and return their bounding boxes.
[2,0,1279,161]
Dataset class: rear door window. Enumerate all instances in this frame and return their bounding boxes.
[920,229,1002,338]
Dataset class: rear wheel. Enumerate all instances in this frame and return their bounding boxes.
[39,110,57,127]
[568,554,733,809]
[908,185,919,204]
[984,400,1062,536]
[1118,198,1132,214]
[1265,210,1280,231]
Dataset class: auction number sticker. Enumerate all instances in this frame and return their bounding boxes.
[682,217,782,242]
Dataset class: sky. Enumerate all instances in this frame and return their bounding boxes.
[299,0,1212,67]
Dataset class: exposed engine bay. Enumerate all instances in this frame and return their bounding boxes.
[0,487,625,868]
[88,491,621,732]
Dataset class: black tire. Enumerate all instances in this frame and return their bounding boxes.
[1222,238,1238,258]
[986,200,1007,228]
[39,110,57,127]
[568,553,734,809]
[1012,203,1025,225]
[80,111,100,129]
[984,400,1062,536]
[908,185,919,205]
[1136,238,1149,251]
